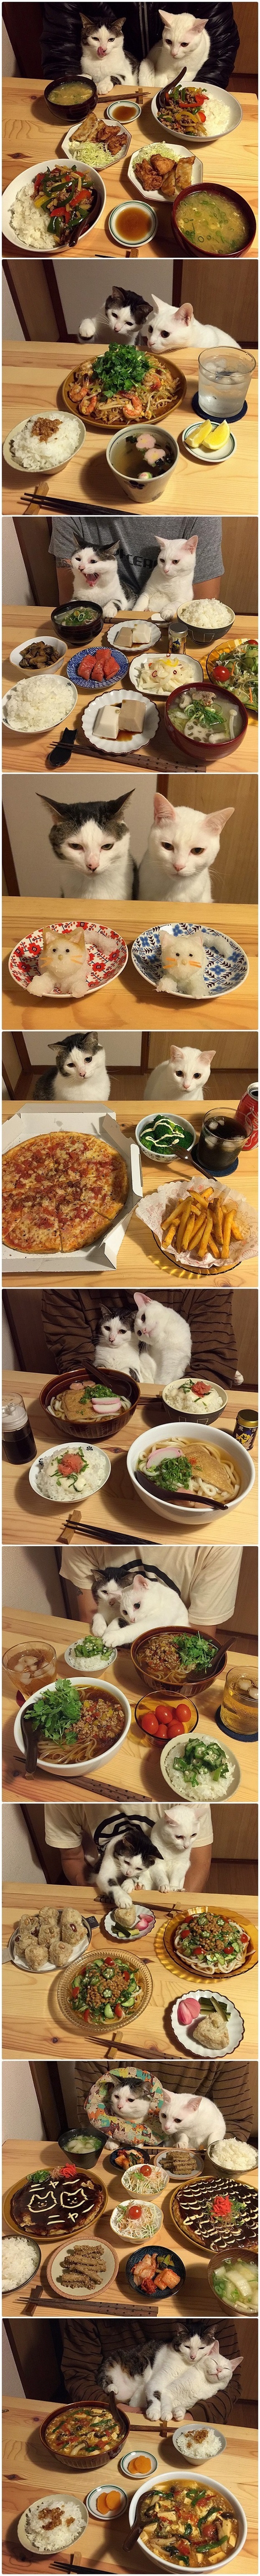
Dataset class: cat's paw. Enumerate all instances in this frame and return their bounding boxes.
[152,1862,170,1891]
[79,319,95,339]
[146,2401,161,2424]
[92,1614,107,1637]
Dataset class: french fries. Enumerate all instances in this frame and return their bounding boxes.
[161,1184,244,1266]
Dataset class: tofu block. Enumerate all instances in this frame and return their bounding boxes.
[118,697,145,734]
[96,704,119,738]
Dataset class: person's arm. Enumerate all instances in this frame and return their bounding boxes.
[194,578,221,598]
[76,1586,96,1625]
[62,1822,98,1885]
[57,564,74,604]
[187,1545,242,1625]
[184,1842,212,1891]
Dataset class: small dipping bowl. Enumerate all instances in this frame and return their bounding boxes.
[198,347,256,420]
[105,98,141,123]
[108,201,158,246]
[106,425,178,500]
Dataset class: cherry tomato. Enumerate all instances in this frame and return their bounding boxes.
[141,1711,159,1735]
[155,1721,169,1740]
[164,1715,185,1737]
[172,1699,192,1724]
[155,1702,172,1724]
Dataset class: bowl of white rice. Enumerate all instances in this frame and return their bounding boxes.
[3,2232,41,2292]
[208,2135,258,2176]
[2,673,78,735]
[29,1442,111,1504]
[3,410,86,477]
[176,600,235,647]
[17,2497,88,2556]
[172,2428,227,2463]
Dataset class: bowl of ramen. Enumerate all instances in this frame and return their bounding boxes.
[208,2254,258,2313]
[4,2164,106,2239]
[2,161,106,252]
[153,80,242,143]
[171,1990,244,2060]
[128,143,202,200]
[165,683,247,762]
[40,1363,139,1442]
[163,1907,257,1977]
[55,1951,152,2035]
[125,2246,186,2301]
[159,1731,240,1798]
[207,637,258,717]
[172,182,256,257]
[13,1673,131,1778]
[171,2176,257,2257]
[41,2399,129,2468]
[63,347,185,430]
[126,1422,252,1524]
[128,2469,246,2566]
[131,1625,226,1695]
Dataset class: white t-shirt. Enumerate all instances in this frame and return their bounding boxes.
[61,1541,242,1624]
[44,1800,213,1852]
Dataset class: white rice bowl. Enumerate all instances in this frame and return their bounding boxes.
[17,2497,88,2556]
[2,2233,40,2290]
[2,673,77,735]
[172,2427,226,2462]
[5,410,84,475]
[29,1442,111,1503]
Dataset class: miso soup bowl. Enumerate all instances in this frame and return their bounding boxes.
[171,180,257,259]
[106,426,179,501]
[164,682,247,766]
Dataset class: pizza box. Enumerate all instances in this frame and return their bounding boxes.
[2,1108,142,1274]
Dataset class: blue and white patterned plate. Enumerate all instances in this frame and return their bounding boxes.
[66,644,129,691]
[131,922,249,998]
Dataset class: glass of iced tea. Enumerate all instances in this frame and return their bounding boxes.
[220,1664,258,1740]
[3,1644,57,1693]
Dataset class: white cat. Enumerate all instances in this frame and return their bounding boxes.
[71,545,131,619]
[140,294,239,353]
[139,791,234,904]
[144,1045,215,1102]
[91,1560,188,1651]
[96,1292,191,1386]
[159,2088,226,2154]
[35,1035,111,1104]
[30,925,111,1001]
[137,535,197,616]
[81,12,137,93]
[159,925,207,999]
[141,9,210,90]
[95,1803,204,1897]
[103,2334,240,2426]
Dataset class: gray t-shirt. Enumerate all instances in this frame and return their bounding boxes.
[49,515,223,600]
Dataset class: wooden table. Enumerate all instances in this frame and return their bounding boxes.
[3,609,258,777]
[2,1375,258,1544]
[3,2404,257,2573]
[2,78,258,257]
[2,1101,258,1284]
[3,1884,258,2064]
[2,1607,257,1808]
[3,341,257,518]
[2,2135,258,2329]
[3,895,257,1034]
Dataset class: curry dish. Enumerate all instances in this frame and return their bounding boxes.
[138,2480,239,2566]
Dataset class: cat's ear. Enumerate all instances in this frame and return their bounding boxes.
[210,805,235,830]
[182,2095,201,2112]
[154,790,172,820]
[203,1048,216,1067]
[183,533,198,556]
[230,2354,242,2375]
[36,794,67,817]
[107,539,119,557]
[134,1291,146,1310]
[150,294,162,314]
[178,301,194,325]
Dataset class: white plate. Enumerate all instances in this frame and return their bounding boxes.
[151,80,242,143]
[9,1922,91,1972]
[121,2449,157,2477]
[159,1731,240,1800]
[64,1641,117,1673]
[126,1419,254,1524]
[82,690,159,755]
[17,2498,88,2557]
[3,411,86,475]
[10,635,65,670]
[28,1440,111,1505]
[129,2467,246,2568]
[129,651,202,697]
[48,2234,117,2298]
[2,677,77,735]
[128,144,202,197]
[2,158,105,249]
[86,2487,126,2519]
[104,1904,155,1941]
[107,621,161,649]
[182,424,236,465]
[171,1987,244,2057]
[14,1672,131,1777]
[62,118,127,166]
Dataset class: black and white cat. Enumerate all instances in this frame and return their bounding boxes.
[102,2333,240,2426]
[137,534,197,615]
[81,10,137,91]
[79,286,151,345]
[96,1292,191,1385]
[144,1045,215,1102]
[139,789,234,905]
[41,792,134,902]
[71,544,132,618]
[93,1802,204,1895]
[90,1557,188,1650]
[141,9,210,89]
[140,293,239,353]
[34,1034,110,1104]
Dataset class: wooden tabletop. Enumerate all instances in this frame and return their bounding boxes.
[2,78,258,259]
[2,1607,257,1808]
[3,2405,257,2574]
[2,1103,258,1285]
[3,895,257,1034]
[3,341,257,519]
[3,608,258,777]
[2,2134,258,2329]
[2,1375,258,1544]
[3,1884,258,2064]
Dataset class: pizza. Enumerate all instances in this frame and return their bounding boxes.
[3,1132,128,1255]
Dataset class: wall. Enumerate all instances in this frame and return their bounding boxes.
[2,1544,63,1615]
[165,774,257,905]
[221,517,257,614]
[3,1804,45,1881]
[3,769,155,896]
[3,270,24,337]
[53,257,173,336]
[147,1029,257,1084]
[23,1030,142,1069]
[3,2060,45,2140]
[180,257,257,343]
[2,520,33,605]
[235,2,258,71]
[3,2330,23,2397]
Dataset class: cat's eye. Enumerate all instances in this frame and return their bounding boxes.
[160,331,169,340]
[192,846,204,856]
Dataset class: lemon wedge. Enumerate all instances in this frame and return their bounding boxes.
[187,419,229,454]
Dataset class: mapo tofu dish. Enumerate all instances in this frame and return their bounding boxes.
[138,2482,239,2566]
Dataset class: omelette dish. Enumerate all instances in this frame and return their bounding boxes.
[2,1131,128,1254]
[138,2480,239,2566]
